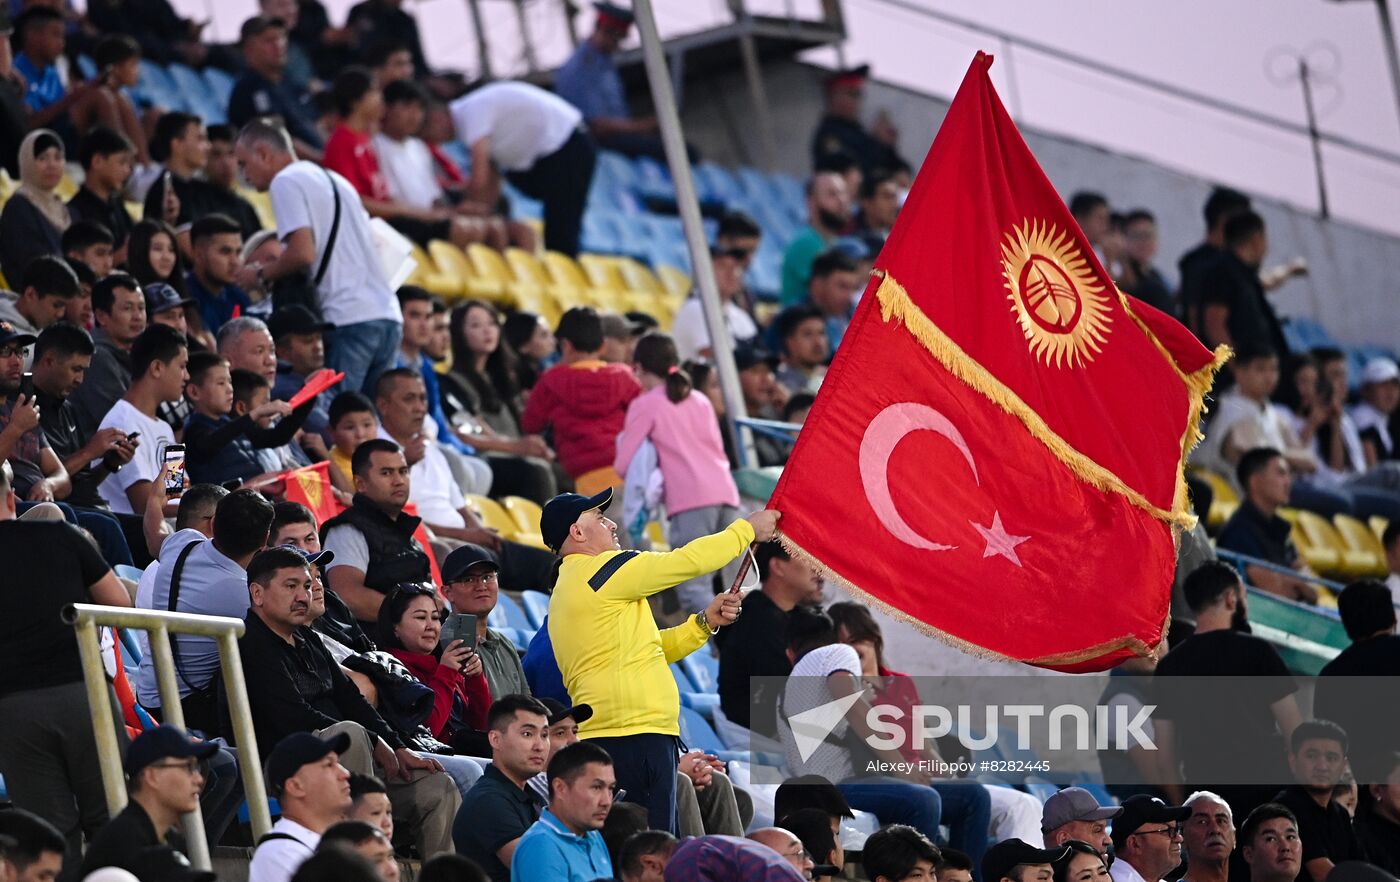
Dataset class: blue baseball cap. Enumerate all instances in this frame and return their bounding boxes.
[540,488,613,552]
[143,282,194,316]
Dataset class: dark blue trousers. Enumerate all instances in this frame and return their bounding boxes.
[586,733,679,834]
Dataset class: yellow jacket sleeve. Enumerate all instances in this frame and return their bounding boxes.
[597,519,756,603]
[660,614,713,664]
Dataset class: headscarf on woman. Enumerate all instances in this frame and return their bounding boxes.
[15,129,72,235]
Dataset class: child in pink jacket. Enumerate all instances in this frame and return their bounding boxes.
[615,332,743,612]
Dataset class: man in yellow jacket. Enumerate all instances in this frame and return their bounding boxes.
[542,488,781,834]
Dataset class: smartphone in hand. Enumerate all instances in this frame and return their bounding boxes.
[438,613,478,652]
[162,444,186,495]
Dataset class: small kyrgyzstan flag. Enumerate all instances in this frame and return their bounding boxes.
[770,54,1225,671]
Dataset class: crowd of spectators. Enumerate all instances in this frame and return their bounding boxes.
[0,0,1397,879]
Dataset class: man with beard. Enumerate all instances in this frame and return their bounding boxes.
[1180,792,1234,882]
[1153,562,1302,821]
[781,171,851,306]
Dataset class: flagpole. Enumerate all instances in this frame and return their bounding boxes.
[630,0,757,467]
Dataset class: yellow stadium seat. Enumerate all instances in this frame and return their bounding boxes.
[471,494,547,549]
[578,254,628,292]
[407,242,463,299]
[646,520,670,552]
[617,257,663,296]
[1278,508,1342,575]
[1334,514,1389,577]
[1294,509,1376,578]
[501,496,544,535]
[239,187,277,229]
[55,173,78,201]
[1191,468,1240,531]
[503,250,563,325]
[1371,516,1390,542]
[0,269,7,290]
[429,241,498,302]
[656,264,691,300]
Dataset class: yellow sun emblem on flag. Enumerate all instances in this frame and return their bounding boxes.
[1000,219,1112,368]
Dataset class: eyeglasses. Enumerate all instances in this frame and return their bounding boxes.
[1131,826,1182,839]
[0,346,27,359]
[448,572,499,588]
[149,759,201,774]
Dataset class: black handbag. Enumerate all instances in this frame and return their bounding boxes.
[273,167,342,319]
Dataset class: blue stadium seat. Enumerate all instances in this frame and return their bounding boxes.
[168,63,225,124]
[114,563,144,583]
[1022,775,1060,804]
[694,162,744,205]
[438,140,472,174]
[118,625,144,664]
[203,67,236,112]
[670,662,696,693]
[678,706,751,764]
[135,61,184,112]
[680,651,717,694]
[76,55,97,80]
[502,181,543,221]
[680,692,719,718]
[633,156,677,205]
[493,593,533,632]
[521,591,549,630]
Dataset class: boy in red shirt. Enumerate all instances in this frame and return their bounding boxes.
[322,66,487,250]
[521,307,641,495]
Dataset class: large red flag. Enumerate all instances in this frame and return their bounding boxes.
[770,54,1224,671]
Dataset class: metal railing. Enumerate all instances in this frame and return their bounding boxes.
[64,604,273,870]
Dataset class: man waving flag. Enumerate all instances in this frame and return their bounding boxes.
[769,53,1224,671]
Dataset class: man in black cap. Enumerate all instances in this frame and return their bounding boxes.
[545,487,777,834]
[249,731,354,882]
[0,810,64,882]
[439,543,529,701]
[1108,795,1190,882]
[554,3,673,161]
[79,726,216,878]
[811,63,906,178]
[981,839,1071,882]
[269,305,335,435]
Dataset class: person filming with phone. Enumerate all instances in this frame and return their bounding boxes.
[377,582,490,755]
[543,488,780,835]
[436,543,529,703]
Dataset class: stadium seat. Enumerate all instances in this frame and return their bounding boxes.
[167,63,224,123]
[1333,514,1389,577]
[466,494,519,536]
[1191,468,1240,529]
[541,251,604,310]
[1370,515,1390,541]
[520,591,549,630]
[239,187,276,229]
[493,591,533,632]
[501,495,544,535]
[1022,775,1060,805]
[1278,508,1342,575]
[680,691,719,718]
[465,243,520,305]
[114,564,144,583]
[429,241,499,302]
[1295,510,1377,578]
[680,650,718,694]
[656,264,691,301]
[502,250,562,325]
[406,242,463,299]
[679,706,754,765]
[202,67,236,110]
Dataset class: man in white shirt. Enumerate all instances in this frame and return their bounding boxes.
[671,247,760,363]
[249,731,354,882]
[233,119,402,397]
[1194,346,1354,517]
[1351,357,1400,466]
[97,325,188,515]
[1107,795,1190,882]
[450,81,596,256]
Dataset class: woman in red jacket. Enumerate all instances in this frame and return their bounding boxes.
[377,584,491,748]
